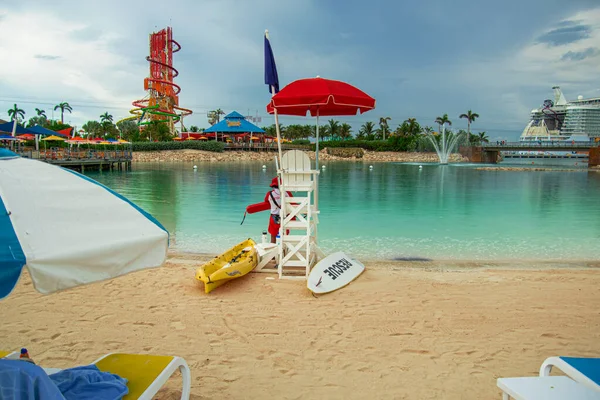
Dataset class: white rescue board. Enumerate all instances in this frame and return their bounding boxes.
[307,251,365,294]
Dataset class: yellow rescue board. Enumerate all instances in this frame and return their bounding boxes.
[195,239,257,293]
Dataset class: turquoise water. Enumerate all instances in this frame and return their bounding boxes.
[86,161,600,262]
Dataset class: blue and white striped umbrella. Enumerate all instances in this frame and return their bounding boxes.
[0,149,169,298]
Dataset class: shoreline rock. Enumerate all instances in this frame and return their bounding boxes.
[132,149,469,163]
[475,166,589,172]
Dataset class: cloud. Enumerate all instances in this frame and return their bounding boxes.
[449,7,600,133]
[1,0,361,128]
[0,8,143,124]
[536,23,592,46]
[33,54,61,60]
[1,0,599,139]
[561,47,600,61]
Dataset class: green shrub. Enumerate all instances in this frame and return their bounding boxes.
[326,147,365,158]
[313,140,399,152]
[131,141,225,152]
[292,139,310,145]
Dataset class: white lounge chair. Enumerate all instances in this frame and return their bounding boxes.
[497,356,600,400]
[540,357,600,392]
[2,351,191,400]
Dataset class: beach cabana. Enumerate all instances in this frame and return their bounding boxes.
[204,111,264,141]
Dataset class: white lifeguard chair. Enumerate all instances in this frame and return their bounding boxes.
[276,150,323,279]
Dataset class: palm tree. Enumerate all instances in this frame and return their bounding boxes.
[262,125,277,137]
[35,108,47,119]
[434,114,452,133]
[404,118,420,136]
[357,121,376,140]
[207,109,225,126]
[100,112,113,124]
[327,119,339,140]
[477,131,489,144]
[7,104,25,137]
[459,110,479,144]
[54,102,72,124]
[379,117,391,140]
[189,125,199,132]
[339,123,352,140]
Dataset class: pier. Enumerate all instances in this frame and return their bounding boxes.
[461,142,600,167]
[15,149,132,172]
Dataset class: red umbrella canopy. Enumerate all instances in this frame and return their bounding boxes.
[266,77,376,116]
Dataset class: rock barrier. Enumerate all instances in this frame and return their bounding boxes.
[133,149,469,163]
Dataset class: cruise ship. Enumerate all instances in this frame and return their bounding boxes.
[520,86,600,143]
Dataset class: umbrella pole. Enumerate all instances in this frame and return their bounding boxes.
[315,110,320,169]
[271,85,283,168]
[273,108,284,168]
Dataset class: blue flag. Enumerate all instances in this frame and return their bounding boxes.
[264,32,279,94]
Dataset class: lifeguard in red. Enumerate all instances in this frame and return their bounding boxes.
[266,177,292,243]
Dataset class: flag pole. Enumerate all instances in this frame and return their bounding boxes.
[265,29,284,169]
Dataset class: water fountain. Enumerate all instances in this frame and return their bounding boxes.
[424,125,465,164]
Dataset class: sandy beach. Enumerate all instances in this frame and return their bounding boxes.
[1,252,599,399]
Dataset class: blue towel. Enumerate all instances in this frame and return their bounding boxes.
[49,365,128,400]
[0,359,65,400]
[561,357,600,385]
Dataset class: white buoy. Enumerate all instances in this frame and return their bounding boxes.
[193,165,198,169]
[321,165,326,169]
[369,165,373,170]
[419,165,423,169]
[262,165,266,169]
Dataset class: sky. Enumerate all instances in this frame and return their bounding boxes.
[1,0,599,141]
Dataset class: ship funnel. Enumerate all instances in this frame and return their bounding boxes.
[552,86,568,105]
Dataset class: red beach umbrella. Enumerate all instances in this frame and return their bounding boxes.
[266,76,376,167]
[266,76,376,117]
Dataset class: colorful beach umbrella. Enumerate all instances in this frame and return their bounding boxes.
[0,149,169,298]
[0,134,21,141]
[17,134,36,141]
[41,135,66,141]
